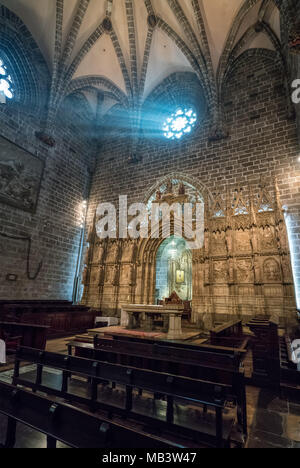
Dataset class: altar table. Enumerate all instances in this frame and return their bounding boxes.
[120,304,184,339]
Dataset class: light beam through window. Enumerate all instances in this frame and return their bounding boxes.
[162,108,197,140]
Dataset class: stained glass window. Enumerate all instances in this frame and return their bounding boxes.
[162,108,197,140]
[0,58,14,100]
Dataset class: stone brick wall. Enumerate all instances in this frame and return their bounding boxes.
[87,51,300,310]
[0,102,95,300]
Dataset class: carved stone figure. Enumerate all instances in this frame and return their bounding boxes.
[94,241,105,263]
[165,180,173,194]
[98,265,105,285]
[254,258,261,283]
[204,262,210,284]
[107,241,119,263]
[281,255,292,282]
[225,230,233,253]
[228,258,234,283]
[277,222,288,250]
[204,230,210,253]
[112,265,119,286]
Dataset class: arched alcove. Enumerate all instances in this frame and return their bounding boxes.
[155,235,192,302]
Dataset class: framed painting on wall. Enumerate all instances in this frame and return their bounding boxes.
[0,135,44,213]
[176,270,185,284]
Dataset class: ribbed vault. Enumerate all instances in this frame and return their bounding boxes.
[0,0,297,143]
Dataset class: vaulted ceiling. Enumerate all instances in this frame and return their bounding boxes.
[0,0,294,127]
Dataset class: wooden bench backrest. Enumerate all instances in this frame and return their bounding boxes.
[94,336,243,372]
[110,333,247,353]
[0,381,180,448]
[15,346,229,406]
[210,320,243,341]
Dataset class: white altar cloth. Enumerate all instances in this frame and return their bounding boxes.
[0,339,6,364]
[95,317,119,327]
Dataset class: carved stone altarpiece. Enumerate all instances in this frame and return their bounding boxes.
[81,178,296,326]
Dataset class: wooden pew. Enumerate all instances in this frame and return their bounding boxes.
[247,316,280,387]
[67,336,248,438]
[0,300,97,338]
[94,330,249,355]
[13,346,236,448]
[0,381,184,448]
[209,320,248,348]
[0,322,49,350]
[92,335,244,370]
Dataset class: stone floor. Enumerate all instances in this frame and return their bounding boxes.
[0,336,299,449]
[245,386,300,448]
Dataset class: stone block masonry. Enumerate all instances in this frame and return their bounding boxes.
[0,102,96,300]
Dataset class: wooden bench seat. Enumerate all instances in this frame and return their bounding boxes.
[67,335,247,439]
[13,346,237,448]
[0,381,186,449]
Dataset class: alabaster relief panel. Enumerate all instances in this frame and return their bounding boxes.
[260,225,277,251]
[263,257,281,283]
[213,261,228,283]
[235,230,252,254]
[236,259,254,283]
